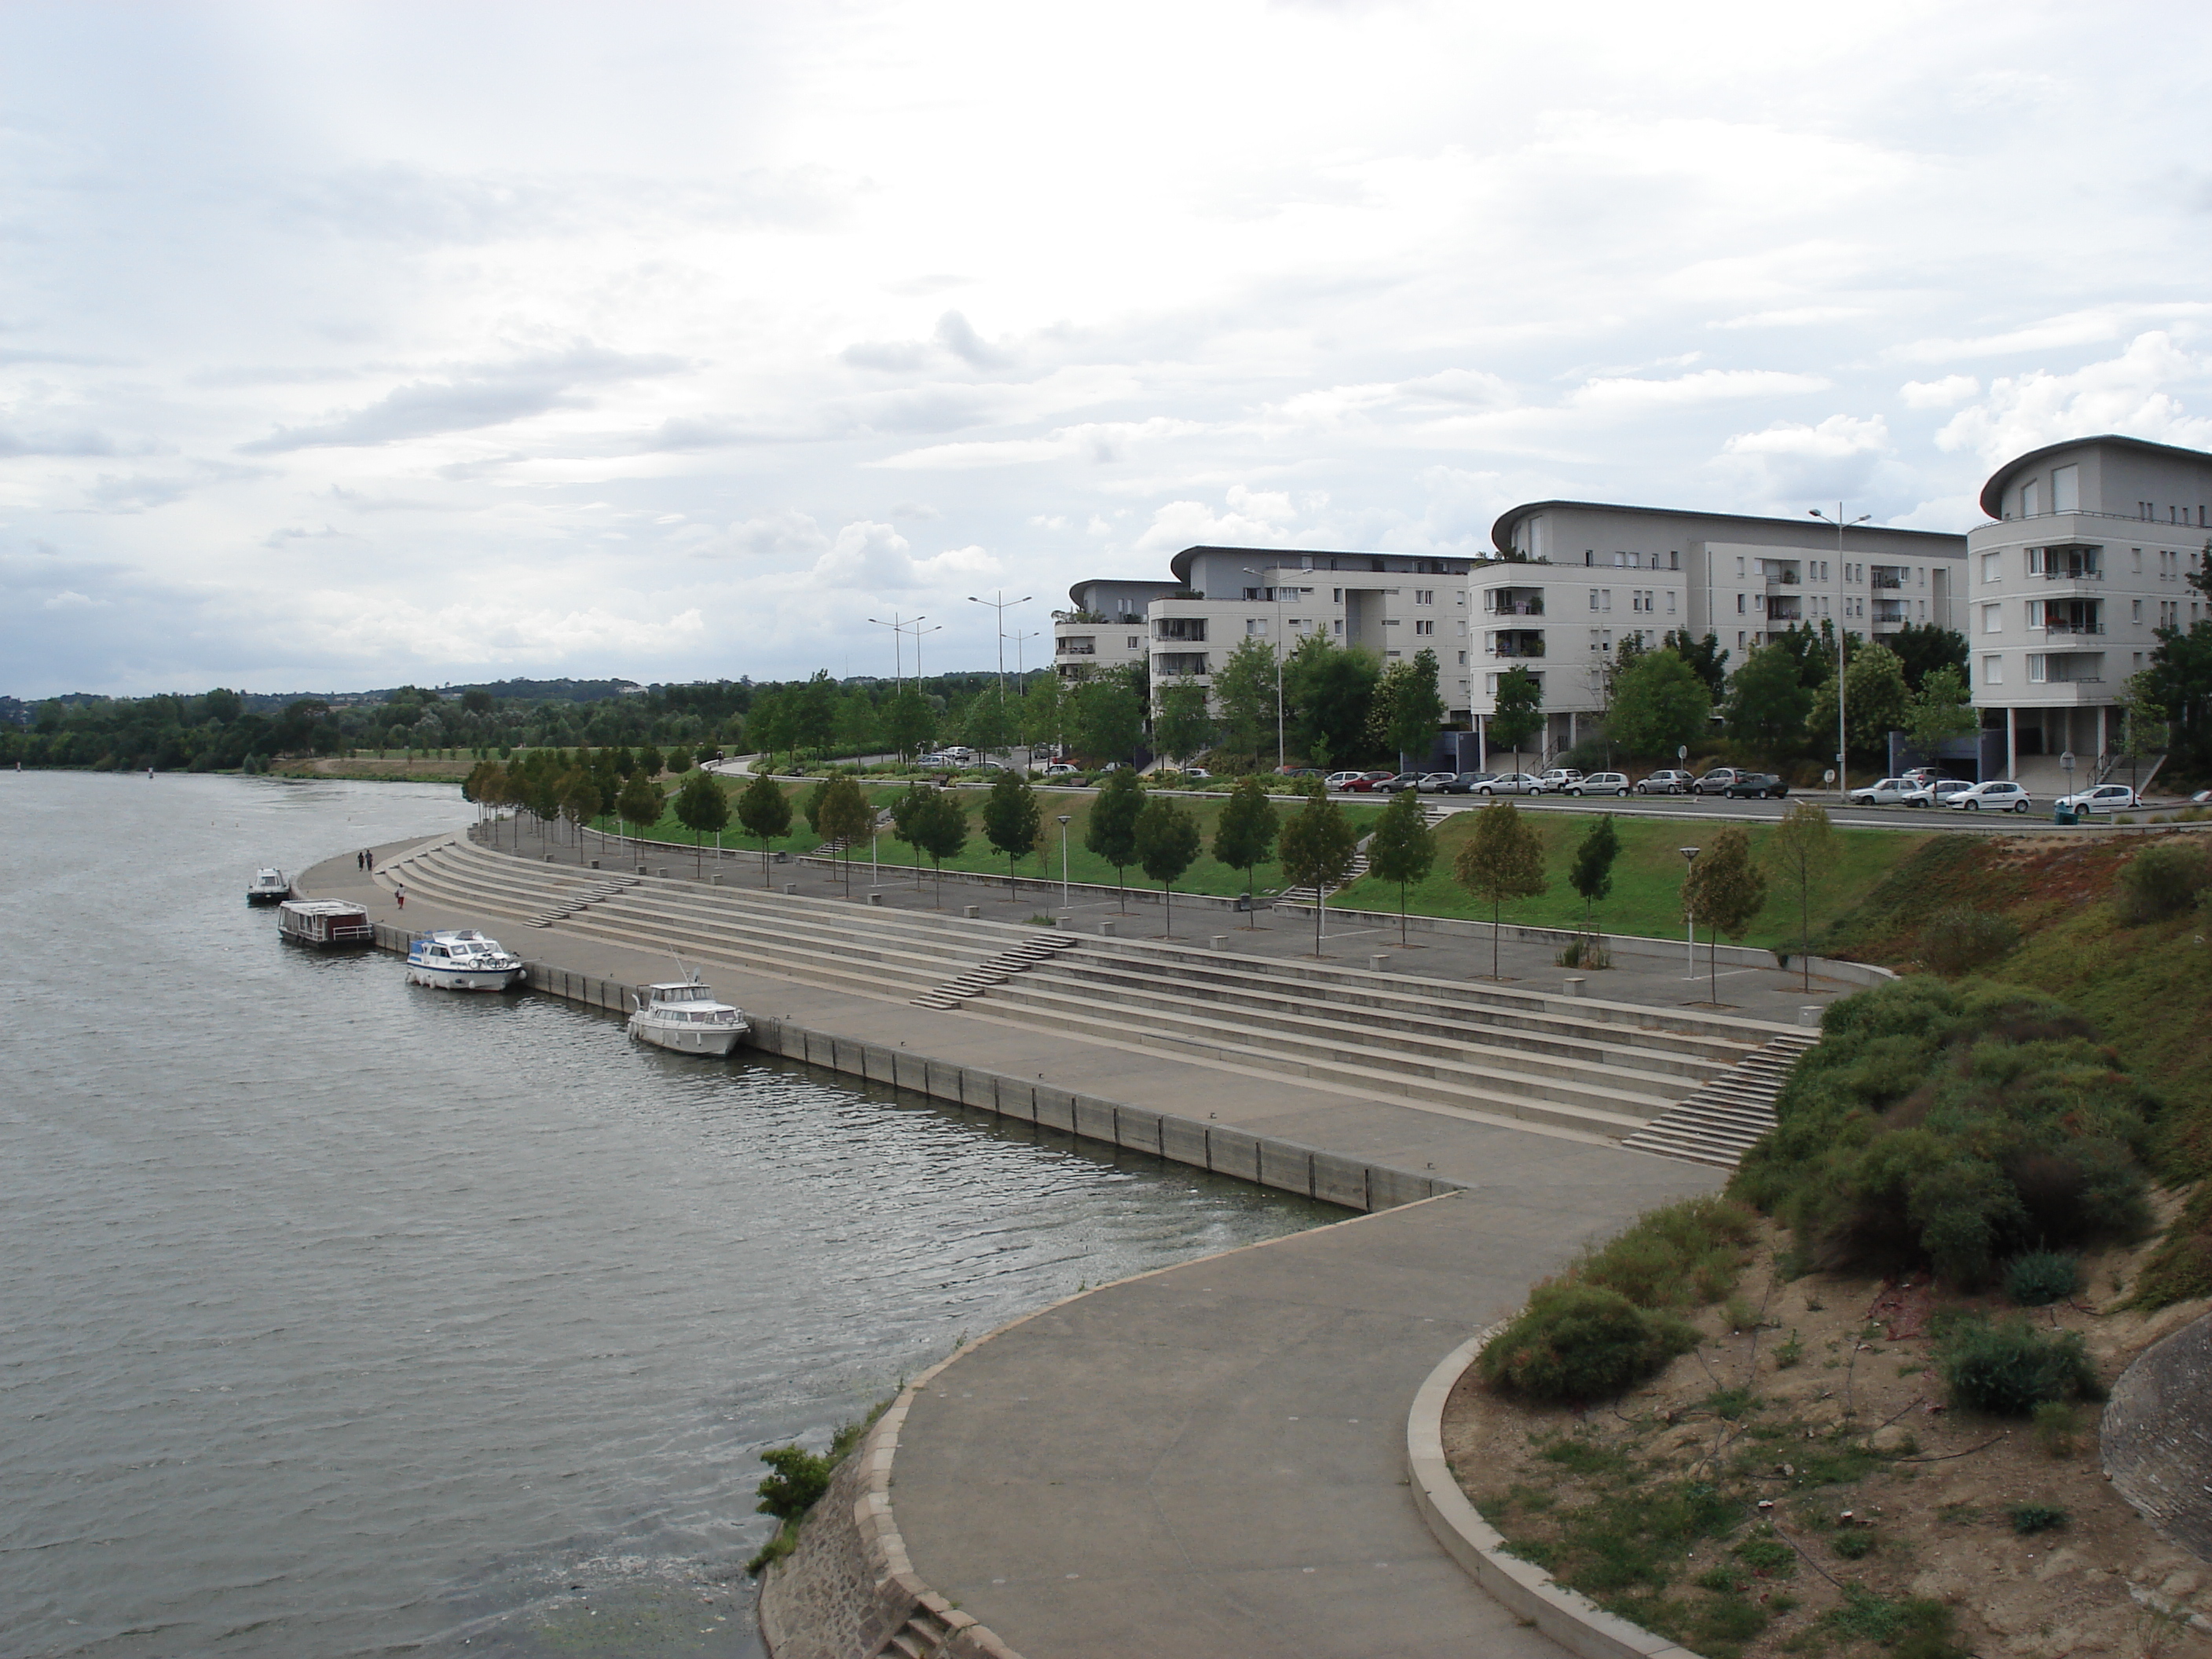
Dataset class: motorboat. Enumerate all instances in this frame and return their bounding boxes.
[405,928,526,992]
[277,899,375,947]
[247,867,291,904]
[627,977,748,1056]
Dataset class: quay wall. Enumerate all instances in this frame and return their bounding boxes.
[361,923,1450,1214]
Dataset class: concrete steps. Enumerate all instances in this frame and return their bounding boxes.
[388,834,1812,1160]
[1618,1034,1816,1167]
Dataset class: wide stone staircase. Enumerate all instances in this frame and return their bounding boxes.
[375,833,1806,1162]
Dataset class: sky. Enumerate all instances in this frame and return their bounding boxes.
[4,0,2211,699]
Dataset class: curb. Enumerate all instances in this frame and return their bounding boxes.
[1405,1327,1708,1659]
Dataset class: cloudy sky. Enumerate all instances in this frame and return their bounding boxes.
[5,0,2210,698]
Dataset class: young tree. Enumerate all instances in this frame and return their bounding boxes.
[1085,766,1146,910]
[1365,785,1437,946]
[1903,664,1977,760]
[835,689,878,760]
[802,777,832,836]
[1277,789,1358,957]
[1019,671,1064,757]
[910,787,969,906]
[637,743,665,778]
[1488,665,1544,773]
[1606,649,1712,759]
[734,770,793,885]
[1133,797,1202,936]
[672,767,731,877]
[1152,679,1215,764]
[1211,775,1280,925]
[560,774,599,844]
[962,689,1016,760]
[1209,635,1279,767]
[1284,634,1380,771]
[815,775,876,894]
[665,747,694,776]
[1661,630,1730,699]
[888,783,936,888]
[1887,621,1969,693]
[1683,825,1767,1004]
[1723,643,1815,757]
[982,768,1043,896]
[1381,648,1447,771]
[794,670,839,759]
[1453,799,1547,980]
[1807,641,1911,767]
[1766,800,1833,991]
[1566,813,1621,942]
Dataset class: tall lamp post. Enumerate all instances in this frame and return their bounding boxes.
[866,612,925,689]
[967,591,1033,699]
[1679,844,1701,980]
[1240,565,1287,770]
[1809,506,1870,794]
[1057,813,1071,914]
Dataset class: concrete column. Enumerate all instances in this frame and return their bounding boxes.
[2005,706,2017,779]
[2098,703,2109,758]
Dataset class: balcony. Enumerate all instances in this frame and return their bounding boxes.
[1487,629,1546,660]
[1763,571,1800,588]
[2039,621,2105,638]
[1053,609,1107,624]
[1155,618,1208,642]
[2031,544,2104,581]
[1154,652,1210,676]
[1870,568,1906,590]
[1056,638,1097,656]
[1764,597,1803,622]
[1485,588,1544,617]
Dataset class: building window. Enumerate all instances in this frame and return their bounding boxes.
[2133,548,2143,573]
[1982,551,2001,584]
[2052,464,2078,513]
[2133,599,2143,624]
[1415,589,1434,605]
[2028,655,2047,683]
[1331,588,1343,602]
[1736,556,1745,578]
[1415,619,1435,635]
[1736,631,1747,649]
[1737,593,1746,613]
[1457,650,1467,665]
[1246,617,1268,636]
[2022,478,2040,516]
[1983,654,2002,685]
[1332,619,1343,635]
[1127,635,1141,649]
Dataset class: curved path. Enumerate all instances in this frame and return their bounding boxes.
[890,1174,1710,1658]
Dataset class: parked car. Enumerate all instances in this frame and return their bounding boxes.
[1903,765,1942,786]
[1414,771,1461,793]
[1635,769,1695,796]
[1947,780,2032,813]
[1273,766,1322,779]
[2055,782,2139,815]
[1565,771,1631,797]
[1537,767,1584,793]
[939,745,975,762]
[1438,771,1496,794]
[1038,762,1079,777]
[1722,773,1790,800]
[1375,771,1423,793]
[1182,766,1211,780]
[1323,770,1368,791]
[1692,768,1749,795]
[1901,778,1974,808]
[1475,773,1545,796]
[1844,777,1917,808]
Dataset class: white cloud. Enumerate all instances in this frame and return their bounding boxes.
[800,520,998,590]
[1132,485,1308,558]
[1568,369,1832,415]
[1934,333,2212,463]
[1899,375,1979,410]
[1723,414,1889,460]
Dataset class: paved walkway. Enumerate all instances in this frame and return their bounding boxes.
[304,837,1730,1657]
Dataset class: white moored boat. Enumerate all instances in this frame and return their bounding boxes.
[627,978,749,1056]
[247,867,291,904]
[405,929,526,992]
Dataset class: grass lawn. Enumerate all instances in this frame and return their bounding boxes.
[595,779,1386,900]
[1331,808,1934,953]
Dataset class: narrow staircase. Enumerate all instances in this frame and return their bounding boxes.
[911,933,1081,1011]
[1618,1033,1817,1167]
[523,873,640,928]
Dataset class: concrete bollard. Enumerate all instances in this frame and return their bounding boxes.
[709,873,723,886]
[657,866,670,879]
[636,863,648,874]
[1562,975,1586,998]
[1800,1005,1823,1028]
[1210,934,1229,951]
[782,881,798,895]
[1368,952,1391,972]
[1098,919,1118,937]
[962,903,980,920]
[589,859,600,870]
[868,890,884,906]
[544,853,555,862]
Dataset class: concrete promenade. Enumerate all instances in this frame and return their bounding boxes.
[302,836,1730,1657]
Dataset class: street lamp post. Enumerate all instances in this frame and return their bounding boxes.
[1057,813,1071,913]
[1240,565,1287,770]
[967,591,1033,699]
[866,613,925,689]
[1679,844,1701,979]
[1809,505,1870,795]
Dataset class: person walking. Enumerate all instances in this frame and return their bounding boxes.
[394,884,405,910]
[366,849,375,872]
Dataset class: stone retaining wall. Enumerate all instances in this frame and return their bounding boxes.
[2102,1310,2212,1562]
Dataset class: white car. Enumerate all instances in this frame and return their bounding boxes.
[1845,778,1917,808]
[1537,767,1583,793]
[1901,778,1973,808]
[2056,783,2139,815]
[1475,773,1545,796]
[1038,762,1079,777]
[1415,771,1460,793]
[1947,780,2032,813]
[1323,771,1368,791]
[1565,771,1630,797]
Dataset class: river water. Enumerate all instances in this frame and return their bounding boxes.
[0,772,1334,1658]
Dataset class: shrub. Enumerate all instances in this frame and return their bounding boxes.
[1478,1282,1700,1403]
[1921,905,2021,974]
[1574,1195,1760,1308]
[1832,1528,1877,1560]
[2005,1249,2080,1306]
[754,1444,834,1522]
[1936,1314,2103,1415]
[2115,840,2209,925]
[2031,1401,2079,1457]
[1558,934,1612,969]
[2009,1503,2068,1535]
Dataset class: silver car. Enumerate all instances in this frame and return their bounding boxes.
[1474,773,1545,796]
[1565,771,1630,797]
[1900,778,1973,808]
[2055,783,2139,815]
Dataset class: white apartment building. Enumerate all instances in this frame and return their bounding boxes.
[1968,434,2212,782]
[1053,545,1480,719]
[1477,503,1968,764]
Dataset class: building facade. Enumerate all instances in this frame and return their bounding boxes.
[1967,434,2212,782]
[1479,504,1967,763]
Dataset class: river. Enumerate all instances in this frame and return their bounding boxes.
[0,771,1334,1657]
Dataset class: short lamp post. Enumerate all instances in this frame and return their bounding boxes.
[1057,815,1072,912]
[1679,844,1701,979]
[1241,565,1288,770]
[2060,749,2075,801]
[1810,505,1871,794]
